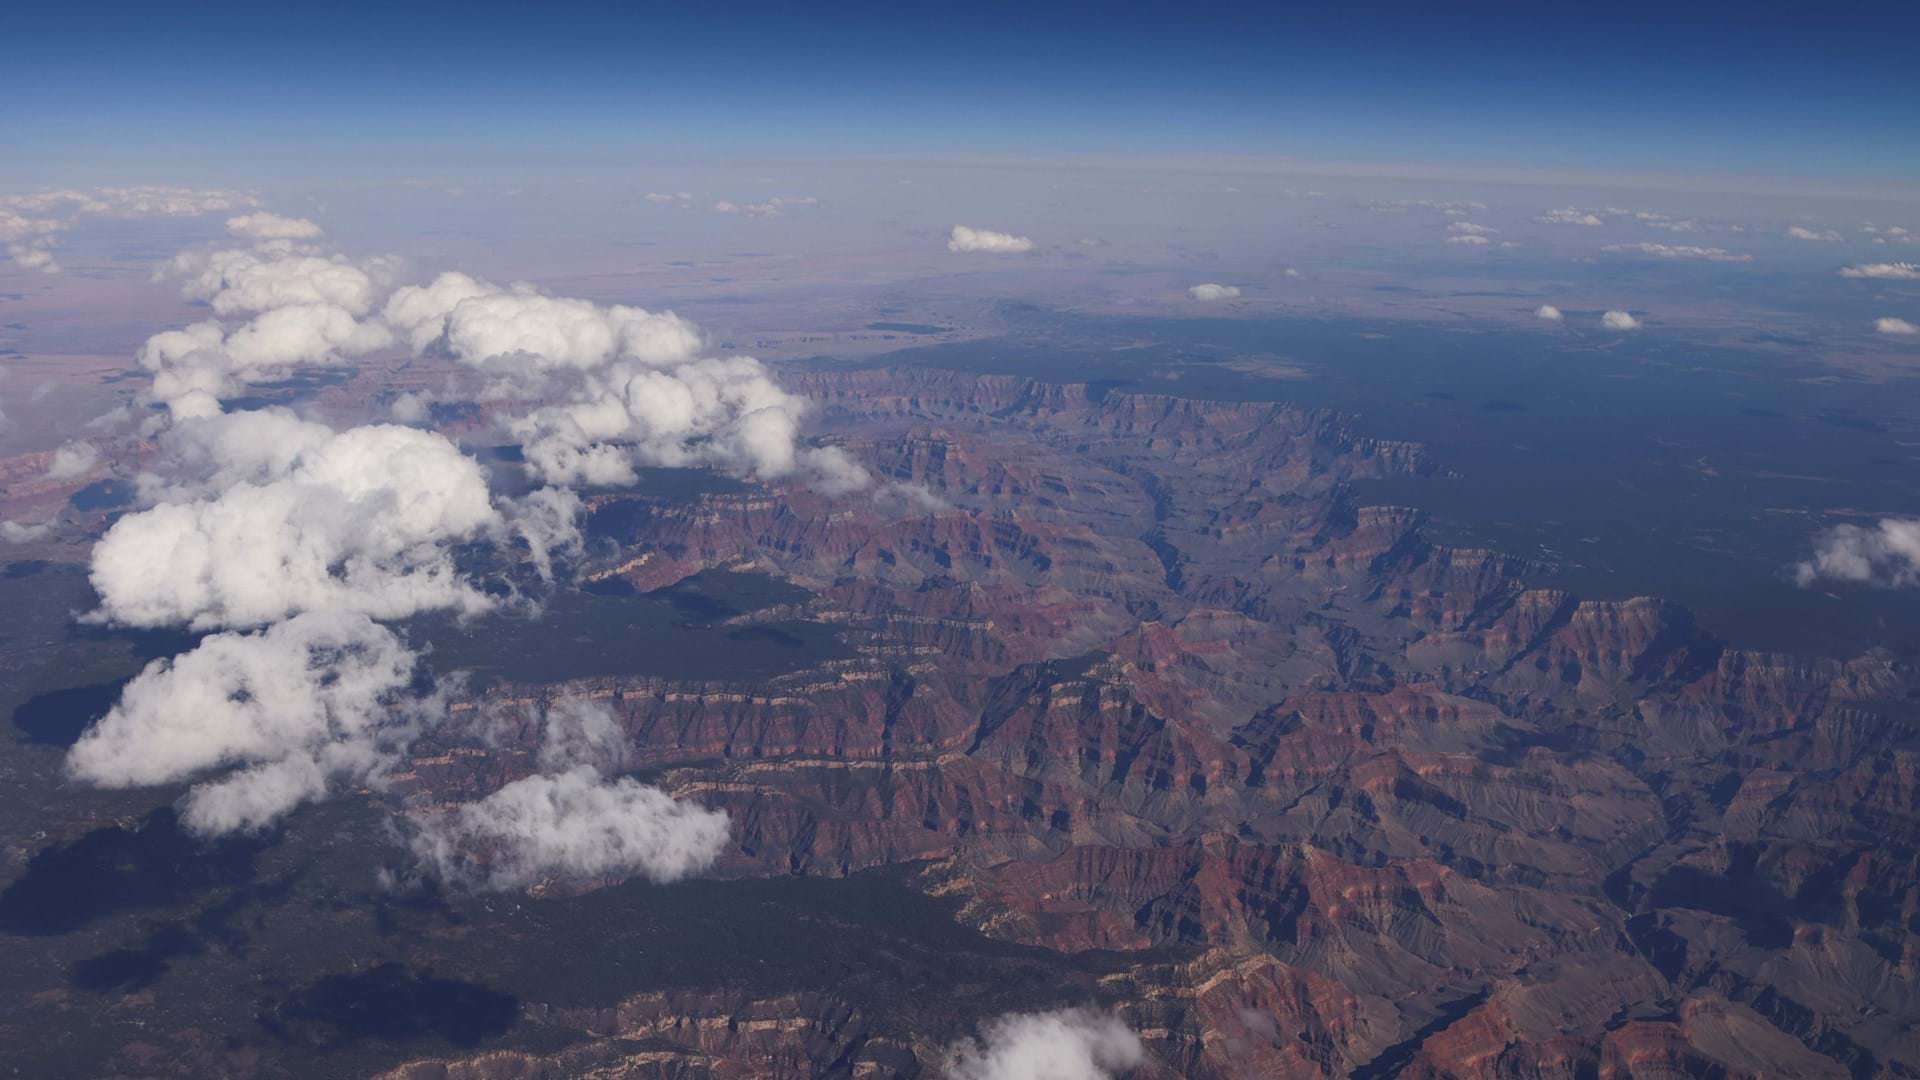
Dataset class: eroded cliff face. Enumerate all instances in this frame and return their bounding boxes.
[399,369,1919,1078]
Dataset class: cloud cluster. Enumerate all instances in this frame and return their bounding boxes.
[948,225,1033,254]
[68,210,864,846]
[1787,226,1842,242]
[68,408,571,836]
[144,309,394,419]
[167,247,390,317]
[1601,310,1641,330]
[1538,208,1604,227]
[1840,262,1919,279]
[89,411,500,629]
[1794,518,1920,589]
[1187,283,1241,301]
[388,272,867,492]
[941,1008,1145,1080]
[142,243,400,416]
[1601,242,1752,262]
[1,186,255,272]
[68,611,425,835]
[384,272,702,372]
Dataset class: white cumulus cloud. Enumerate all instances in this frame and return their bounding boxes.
[1878,317,1918,336]
[407,765,730,891]
[141,245,402,414]
[1187,283,1241,301]
[45,441,102,481]
[1787,226,1842,242]
[386,272,866,494]
[1538,208,1604,227]
[89,413,501,630]
[165,248,391,317]
[941,1008,1145,1080]
[1535,305,1563,321]
[948,225,1033,254]
[67,611,426,836]
[383,272,702,372]
[509,356,867,491]
[138,308,394,418]
[1,519,56,544]
[1601,310,1641,330]
[1795,518,1920,589]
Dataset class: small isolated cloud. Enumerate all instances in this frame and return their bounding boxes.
[1362,199,1485,215]
[1446,234,1491,246]
[1635,212,1703,233]
[941,1008,1145,1080]
[407,765,730,891]
[226,212,323,241]
[1795,518,1920,588]
[1787,226,1843,242]
[1447,221,1496,236]
[1535,305,1563,321]
[1840,262,1920,279]
[948,225,1033,254]
[876,481,951,515]
[1877,317,1918,336]
[1,519,56,543]
[1187,283,1241,301]
[1282,267,1301,278]
[711,196,817,217]
[1600,242,1752,262]
[643,191,694,206]
[1538,208,1604,227]
[1601,310,1641,330]
[534,698,631,774]
[45,440,101,481]
[67,611,425,835]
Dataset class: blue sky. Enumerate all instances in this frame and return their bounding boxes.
[5,1,1918,181]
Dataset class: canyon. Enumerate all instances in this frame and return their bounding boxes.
[382,368,1920,1077]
